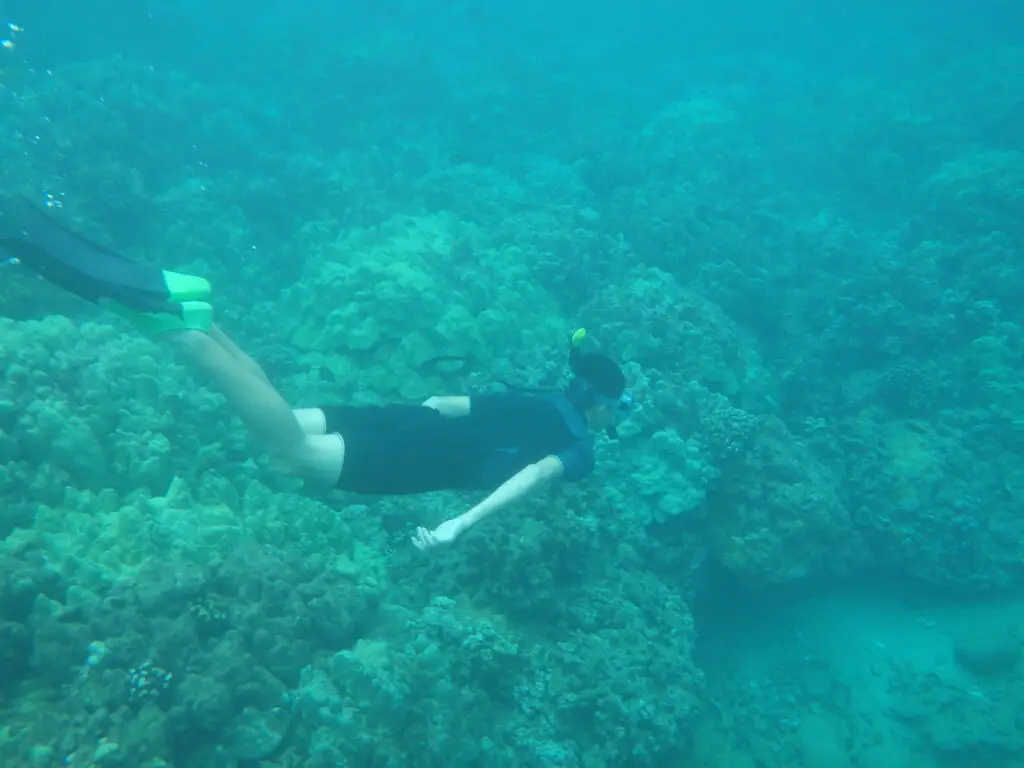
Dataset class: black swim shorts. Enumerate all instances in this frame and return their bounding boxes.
[321,404,475,495]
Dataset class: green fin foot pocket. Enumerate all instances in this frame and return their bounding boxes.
[100,298,214,335]
[162,270,211,302]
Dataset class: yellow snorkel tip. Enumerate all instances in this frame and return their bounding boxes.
[571,328,587,348]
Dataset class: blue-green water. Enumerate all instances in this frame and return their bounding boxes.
[1,1,1022,766]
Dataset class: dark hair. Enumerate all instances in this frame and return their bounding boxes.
[568,351,626,401]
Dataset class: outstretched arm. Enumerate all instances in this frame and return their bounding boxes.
[412,455,564,550]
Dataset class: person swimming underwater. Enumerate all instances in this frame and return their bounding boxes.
[1,198,633,550]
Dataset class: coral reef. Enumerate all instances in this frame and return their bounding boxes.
[3,10,1024,765]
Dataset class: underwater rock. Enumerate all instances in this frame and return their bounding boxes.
[706,414,868,584]
[0,620,31,685]
[220,705,291,760]
[0,554,67,624]
[953,623,1022,676]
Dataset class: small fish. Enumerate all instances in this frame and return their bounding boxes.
[1,40,14,50]
[8,23,24,33]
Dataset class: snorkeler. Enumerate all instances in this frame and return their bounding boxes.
[1,199,633,550]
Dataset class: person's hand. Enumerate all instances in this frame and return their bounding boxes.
[419,396,470,417]
[412,517,466,550]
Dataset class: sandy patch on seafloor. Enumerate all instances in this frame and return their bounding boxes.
[692,581,1024,767]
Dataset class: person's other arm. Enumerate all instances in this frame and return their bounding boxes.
[421,395,470,417]
[411,455,564,549]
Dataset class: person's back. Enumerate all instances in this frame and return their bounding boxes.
[460,391,594,489]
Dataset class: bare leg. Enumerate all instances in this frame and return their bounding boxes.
[208,326,329,438]
[208,323,275,388]
[166,330,344,485]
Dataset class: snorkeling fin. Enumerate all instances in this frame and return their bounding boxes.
[2,197,213,334]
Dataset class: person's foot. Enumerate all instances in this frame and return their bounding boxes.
[412,517,466,551]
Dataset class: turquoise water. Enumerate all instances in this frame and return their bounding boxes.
[1,1,1022,766]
